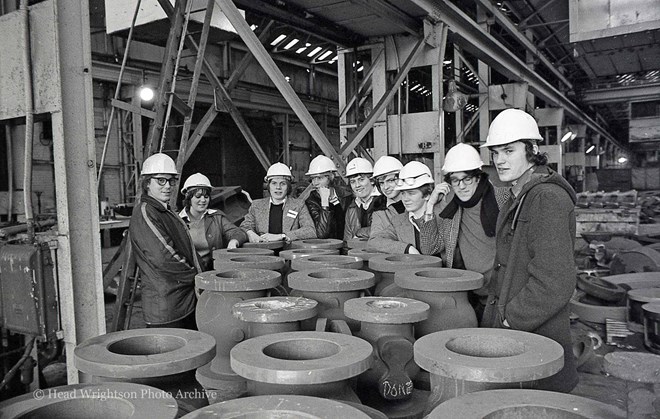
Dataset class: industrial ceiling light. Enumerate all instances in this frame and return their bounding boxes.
[585,144,595,154]
[560,131,573,143]
[139,86,154,102]
[618,157,628,163]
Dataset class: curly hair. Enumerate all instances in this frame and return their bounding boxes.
[521,140,549,165]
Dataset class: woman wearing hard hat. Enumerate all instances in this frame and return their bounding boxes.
[368,161,441,256]
[372,156,406,214]
[426,143,510,320]
[304,155,351,240]
[128,153,200,329]
[480,108,578,393]
[240,162,316,243]
[178,173,247,271]
[343,157,386,241]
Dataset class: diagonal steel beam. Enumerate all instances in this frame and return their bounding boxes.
[338,48,383,120]
[348,0,421,37]
[225,20,274,92]
[339,35,427,157]
[474,0,572,89]
[410,0,626,152]
[184,106,218,162]
[518,0,561,27]
[157,0,271,171]
[215,0,347,176]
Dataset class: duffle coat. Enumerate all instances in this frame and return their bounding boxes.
[129,195,201,325]
[481,165,578,393]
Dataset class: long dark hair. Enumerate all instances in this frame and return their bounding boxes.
[521,140,548,166]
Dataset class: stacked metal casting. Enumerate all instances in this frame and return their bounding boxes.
[368,254,443,296]
[194,268,281,401]
[344,297,430,418]
[73,328,215,413]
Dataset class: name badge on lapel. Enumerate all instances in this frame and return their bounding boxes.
[286,210,298,218]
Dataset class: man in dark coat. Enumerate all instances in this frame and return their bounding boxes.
[481,109,578,393]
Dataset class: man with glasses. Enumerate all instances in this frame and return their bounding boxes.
[344,157,386,241]
[426,143,510,320]
[304,155,351,239]
[481,108,578,393]
[178,173,247,271]
[129,153,201,329]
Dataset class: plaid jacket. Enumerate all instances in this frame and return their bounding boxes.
[240,197,316,240]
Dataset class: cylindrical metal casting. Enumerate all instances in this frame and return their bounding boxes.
[395,268,483,337]
[414,328,564,411]
[180,395,371,419]
[347,238,369,250]
[74,329,215,412]
[194,268,281,401]
[288,268,376,328]
[0,383,179,419]
[426,389,625,419]
[230,331,373,403]
[643,302,660,354]
[213,247,274,258]
[601,272,660,290]
[291,255,364,271]
[213,255,285,272]
[280,248,339,261]
[603,352,660,383]
[232,296,318,338]
[627,287,660,332]
[345,297,430,418]
[369,255,442,296]
[243,240,286,252]
[290,238,345,250]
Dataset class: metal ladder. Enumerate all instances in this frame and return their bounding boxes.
[110,0,216,331]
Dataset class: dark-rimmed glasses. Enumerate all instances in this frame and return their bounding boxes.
[449,176,475,187]
[152,177,177,186]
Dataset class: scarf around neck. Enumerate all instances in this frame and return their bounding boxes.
[438,172,499,237]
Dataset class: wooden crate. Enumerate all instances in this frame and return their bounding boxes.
[575,207,641,237]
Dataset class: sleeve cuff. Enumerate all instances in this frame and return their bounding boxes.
[404,244,412,254]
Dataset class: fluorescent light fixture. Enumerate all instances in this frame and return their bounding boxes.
[560,131,573,143]
[586,145,595,153]
[356,66,364,72]
[270,34,287,46]
[284,39,299,50]
[296,43,311,54]
[139,86,154,101]
[318,50,333,60]
[307,47,322,57]
[618,157,628,163]
[250,24,258,31]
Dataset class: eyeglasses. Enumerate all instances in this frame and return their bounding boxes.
[449,176,476,187]
[152,177,177,186]
[395,174,427,187]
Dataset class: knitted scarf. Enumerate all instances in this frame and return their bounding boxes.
[438,172,499,237]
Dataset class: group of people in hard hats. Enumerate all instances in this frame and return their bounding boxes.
[129,108,578,393]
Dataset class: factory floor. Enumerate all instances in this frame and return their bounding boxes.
[101,291,659,418]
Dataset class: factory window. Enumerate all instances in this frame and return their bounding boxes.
[631,100,660,119]
[388,66,433,115]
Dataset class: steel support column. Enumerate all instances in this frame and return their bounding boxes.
[52,0,105,383]
[215,0,347,175]
[410,0,627,152]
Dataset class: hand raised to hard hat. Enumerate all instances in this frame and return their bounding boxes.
[429,182,451,206]
[246,230,263,243]
[318,187,331,207]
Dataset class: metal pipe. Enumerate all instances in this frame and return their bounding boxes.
[98,0,142,187]
[20,0,34,241]
[5,126,12,220]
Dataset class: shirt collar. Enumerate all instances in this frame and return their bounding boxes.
[178,208,216,220]
[355,189,381,209]
[510,166,536,198]
[270,197,287,205]
[408,212,421,232]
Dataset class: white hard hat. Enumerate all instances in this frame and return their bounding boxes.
[442,143,484,174]
[306,155,337,176]
[394,161,434,190]
[181,173,212,194]
[345,157,373,177]
[265,162,293,181]
[141,153,178,175]
[481,108,543,148]
[372,156,403,178]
